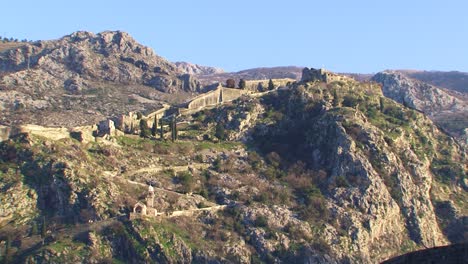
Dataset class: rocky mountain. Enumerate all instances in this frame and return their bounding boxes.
[0,31,201,127]
[175,61,224,75]
[372,71,468,141]
[193,66,304,86]
[0,70,466,263]
[402,70,468,94]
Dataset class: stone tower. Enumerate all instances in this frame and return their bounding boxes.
[146,185,155,208]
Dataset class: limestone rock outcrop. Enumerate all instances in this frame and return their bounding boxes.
[372,71,468,141]
[372,71,466,114]
[0,31,200,93]
[175,61,224,75]
[0,31,201,127]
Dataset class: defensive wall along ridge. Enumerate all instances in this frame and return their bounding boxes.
[0,78,298,142]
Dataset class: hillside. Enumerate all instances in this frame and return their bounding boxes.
[0,31,201,127]
[403,70,468,94]
[372,71,468,141]
[190,66,304,86]
[0,70,466,263]
[0,42,25,53]
[175,61,224,75]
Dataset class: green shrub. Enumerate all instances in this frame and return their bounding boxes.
[255,215,268,227]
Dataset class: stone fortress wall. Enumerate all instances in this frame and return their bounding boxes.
[112,104,169,134]
[179,85,249,115]
[179,78,294,115]
[244,78,295,91]
[0,77,295,142]
[0,71,351,143]
[301,67,354,83]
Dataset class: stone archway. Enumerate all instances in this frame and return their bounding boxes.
[133,202,147,215]
[135,205,143,214]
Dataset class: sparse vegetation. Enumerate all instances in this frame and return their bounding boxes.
[0,62,466,264]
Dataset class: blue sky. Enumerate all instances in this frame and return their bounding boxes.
[1,0,467,73]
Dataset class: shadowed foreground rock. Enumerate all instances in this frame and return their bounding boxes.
[381,243,468,264]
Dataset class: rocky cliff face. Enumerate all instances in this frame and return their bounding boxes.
[175,61,224,75]
[372,71,465,114]
[0,31,200,127]
[0,75,466,263]
[0,31,200,93]
[247,78,466,262]
[403,70,468,94]
[372,71,468,140]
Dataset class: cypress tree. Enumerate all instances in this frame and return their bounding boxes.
[30,221,38,236]
[4,236,11,264]
[174,119,178,141]
[171,117,177,142]
[41,216,46,245]
[268,79,275,90]
[379,97,385,112]
[139,119,151,138]
[332,89,339,107]
[238,79,246,89]
[151,116,158,137]
[159,119,164,140]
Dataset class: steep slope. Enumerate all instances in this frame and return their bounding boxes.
[372,71,468,140]
[0,31,201,127]
[246,77,466,261]
[1,72,465,263]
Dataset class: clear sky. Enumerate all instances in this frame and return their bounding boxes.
[1,0,467,73]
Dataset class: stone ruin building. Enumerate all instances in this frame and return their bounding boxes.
[301,67,353,83]
[132,185,159,218]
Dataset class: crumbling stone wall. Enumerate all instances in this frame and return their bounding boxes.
[301,67,353,83]
[97,119,116,137]
[0,125,11,142]
[113,106,169,134]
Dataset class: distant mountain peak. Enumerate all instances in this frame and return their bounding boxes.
[0,30,201,126]
[175,61,224,75]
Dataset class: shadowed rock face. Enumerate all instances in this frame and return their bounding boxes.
[381,243,468,264]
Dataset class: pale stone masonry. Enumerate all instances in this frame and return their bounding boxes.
[130,184,226,220]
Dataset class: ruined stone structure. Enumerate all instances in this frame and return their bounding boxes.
[0,125,11,142]
[132,185,159,218]
[130,184,227,220]
[97,119,116,137]
[301,67,353,83]
[113,105,169,134]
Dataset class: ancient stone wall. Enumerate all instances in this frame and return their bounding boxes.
[187,87,222,110]
[8,124,97,142]
[113,112,140,133]
[301,67,354,83]
[245,78,295,91]
[0,125,11,142]
[12,125,71,141]
[221,87,249,102]
[98,120,116,137]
